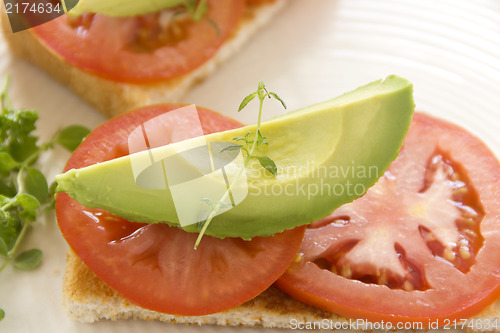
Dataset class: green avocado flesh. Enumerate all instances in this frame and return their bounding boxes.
[66,0,184,17]
[56,75,414,239]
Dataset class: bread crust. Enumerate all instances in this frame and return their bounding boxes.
[63,250,346,327]
[1,1,286,118]
[63,249,500,332]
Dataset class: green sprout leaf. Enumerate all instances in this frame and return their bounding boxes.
[0,180,16,198]
[256,130,268,147]
[0,152,18,172]
[0,77,84,320]
[0,213,20,251]
[267,92,287,109]
[258,81,266,92]
[45,181,58,211]
[15,194,40,211]
[200,197,215,210]
[0,308,4,321]
[56,125,90,152]
[9,136,38,163]
[24,168,49,203]
[220,145,242,153]
[19,209,37,223]
[238,93,257,112]
[0,238,8,257]
[206,18,221,36]
[192,0,207,21]
[194,82,285,248]
[255,156,278,177]
[13,249,42,270]
[0,76,10,109]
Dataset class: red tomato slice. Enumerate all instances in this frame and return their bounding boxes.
[32,0,245,83]
[276,113,500,325]
[56,104,305,315]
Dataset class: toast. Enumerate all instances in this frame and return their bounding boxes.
[1,1,286,118]
[63,249,346,327]
[63,250,500,332]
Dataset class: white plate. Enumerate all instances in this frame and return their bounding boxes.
[1,0,499,332]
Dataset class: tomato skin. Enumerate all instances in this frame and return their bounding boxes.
[32,0,245,83]
[56,104,305,315]
[276,113,500,326]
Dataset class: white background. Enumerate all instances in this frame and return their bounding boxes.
[1,0,499,332]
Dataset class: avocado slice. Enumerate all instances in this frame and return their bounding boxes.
[65,0,184,17]
[56,75,414,239]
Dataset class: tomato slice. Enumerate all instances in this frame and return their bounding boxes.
[32,0,245,83]
[276,113,500,325]
[55,104,305,315]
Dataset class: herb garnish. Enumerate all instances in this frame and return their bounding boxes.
[0,77,90,321]
[182,0,208,22]
[194,81,286,249]
[176,0,220,35]
[224,81,286,177]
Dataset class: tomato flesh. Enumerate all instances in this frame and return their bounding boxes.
[276,113,500,325]
[56,104,305,315]
[33,0,245,83]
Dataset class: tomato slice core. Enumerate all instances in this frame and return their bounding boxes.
[33,0,245,83]
[276,113,500,325]
[56,104,304,315]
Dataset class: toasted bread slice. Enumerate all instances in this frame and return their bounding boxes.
[63,250,500,332]
[63,250,345,327]
[1,1,286,118]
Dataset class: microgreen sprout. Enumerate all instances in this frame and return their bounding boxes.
[171,0,220,35]
[0,77,90,321]
[194,81,286,249]
[182,0,208,22]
